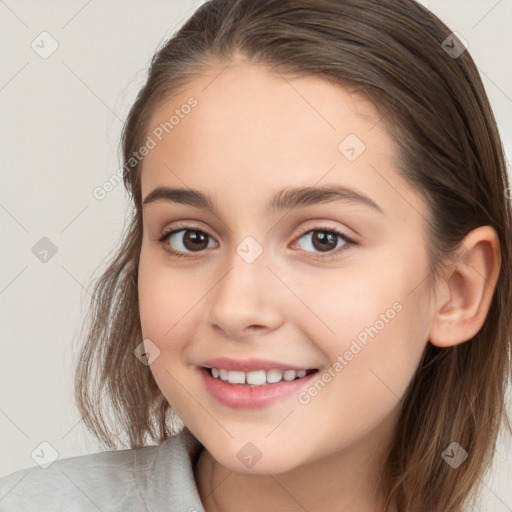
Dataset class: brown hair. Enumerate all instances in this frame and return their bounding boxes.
[74,1,512,510]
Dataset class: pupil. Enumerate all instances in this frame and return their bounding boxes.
[313,231,337,251]
[185,231,208,251]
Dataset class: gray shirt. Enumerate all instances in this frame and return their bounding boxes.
[0,427,206,511]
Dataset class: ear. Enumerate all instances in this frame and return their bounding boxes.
[428,225,501,348]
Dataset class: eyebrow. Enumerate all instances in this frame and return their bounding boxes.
[142,184,384,214]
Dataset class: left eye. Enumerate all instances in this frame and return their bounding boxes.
[295,228,352,256]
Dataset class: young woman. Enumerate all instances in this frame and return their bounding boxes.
[1,1,510,511]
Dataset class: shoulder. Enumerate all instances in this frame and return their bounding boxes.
[0,428,205,512]
[0,443,157,511]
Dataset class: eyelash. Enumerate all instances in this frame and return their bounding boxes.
[157,224,357,261]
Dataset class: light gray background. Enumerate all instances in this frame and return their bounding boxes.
[1,0,511,509]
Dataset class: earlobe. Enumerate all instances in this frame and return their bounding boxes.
[428,226,501,348]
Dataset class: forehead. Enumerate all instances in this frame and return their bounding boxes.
[139,59,425,221]
[144,60,382,158]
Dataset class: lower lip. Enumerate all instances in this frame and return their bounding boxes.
[199,367,318,409]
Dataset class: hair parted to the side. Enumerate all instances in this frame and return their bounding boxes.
[74,1,512,510]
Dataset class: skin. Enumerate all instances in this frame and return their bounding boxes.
[137,55,500,512]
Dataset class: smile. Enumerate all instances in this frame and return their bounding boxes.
[199,366,320,408]
[207,367,317,386]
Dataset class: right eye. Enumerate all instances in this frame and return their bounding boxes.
[159,227,218,259]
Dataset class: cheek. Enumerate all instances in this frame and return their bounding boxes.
[315,244,430,351]
[290,261,406,355]
[137,252,207,410]
[138,251,202,342]
[295,249,430,414]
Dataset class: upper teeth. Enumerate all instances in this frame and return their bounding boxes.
[211,368,308,386]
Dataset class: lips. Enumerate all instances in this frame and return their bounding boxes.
[199,366,319,408]
[197,357,320,408]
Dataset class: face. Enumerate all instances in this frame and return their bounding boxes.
[138,57,435,474]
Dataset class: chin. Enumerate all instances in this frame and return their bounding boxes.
[211,448,304,476]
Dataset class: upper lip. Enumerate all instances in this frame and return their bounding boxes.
[199,357,317,372]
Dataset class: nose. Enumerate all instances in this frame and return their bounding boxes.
[205,248,285,340]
